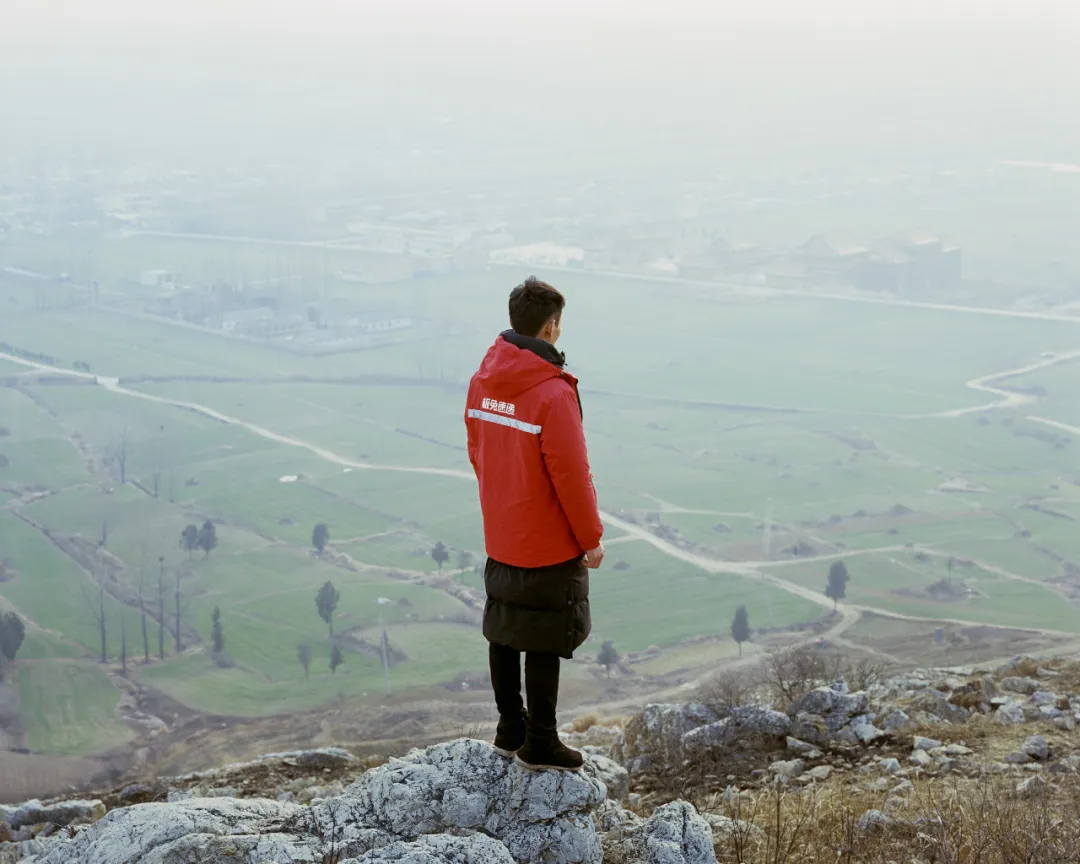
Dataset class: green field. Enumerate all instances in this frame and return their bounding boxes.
[18,662,132,755]
[2,233,1079,754]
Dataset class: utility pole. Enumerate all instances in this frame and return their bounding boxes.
[760,498,776,629]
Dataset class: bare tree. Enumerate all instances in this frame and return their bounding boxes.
[138,545,150,663]
[119,612,128,677]
[112,425,131,485]
[82,541,108,663]
[174,568,184,654]
[156,556,167,659]
[151,424,164,498]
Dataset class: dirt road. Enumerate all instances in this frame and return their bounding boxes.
[3,349,1075,655]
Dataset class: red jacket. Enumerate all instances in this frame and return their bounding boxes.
[465,332,603,569]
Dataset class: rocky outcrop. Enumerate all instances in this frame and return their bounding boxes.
[599,801,715,864]
[612,703,718,773]
[310,738,607,864]
[19,740,710,864]
[22,798,321,864]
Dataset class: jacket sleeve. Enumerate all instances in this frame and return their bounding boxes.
[540,385,604,551]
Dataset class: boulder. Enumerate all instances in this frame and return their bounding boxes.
[771,759,805,781]
[0,799,106,831]
[785,737,820,757]
[1005,752,1031,765]
[879,758,902,774]
[909,692,970,725]
[910,750,933,769]
[880,709,912,733]
[1017,775,1049,799]
[788,687,869,732]
[583,754,630,804]
[311,739,606,864]
[1030,691,1059,707]
[614,704,719,765]
[805,765,832,782]
[789,713,831,748]
[855,809,898,834]
[726,705,792,739]
[22,798,322,864]
[848,715,886,745]
[788,687,839,717]
[1001,677,1041,696]
[994,701,1026,725]
[1023,735,1050,761]
[601,801,716,864]
[261,747,357,770]
[913,736,942,751]
[702,813,763,844]
[346,834,516,863]
[682,707,790,754]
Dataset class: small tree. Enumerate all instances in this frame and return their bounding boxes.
[119,613,128,677]
[329,643,344,675]
[210,606,225,655]
[197,520,218,557]
[316,580,340,636]
[298,643,312,680]
[946,556,956,583]
[730,604,751,656]
[312,523,330,556]
[456,549,472,574]
[0,612,25,663]
[825,560,850,611]
[431,541,449,573]
[597,641,619,678]
[180,525,199,558]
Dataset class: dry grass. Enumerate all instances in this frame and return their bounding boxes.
[698,774,1080,863]
[569,713,600,734]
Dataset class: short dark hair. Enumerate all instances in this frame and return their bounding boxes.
[508,276,565,338]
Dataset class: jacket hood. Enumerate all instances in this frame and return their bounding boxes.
[473,332,576,400]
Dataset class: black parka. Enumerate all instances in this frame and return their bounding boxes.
[483,556,591,659]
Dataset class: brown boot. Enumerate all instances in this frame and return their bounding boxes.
[492,712,527,758]
[516,733,584,772]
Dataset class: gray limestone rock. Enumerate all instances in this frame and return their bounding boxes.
[343,834,516,864]
[0,799,105,831]
[602,801,716,864]
[1023,735,1050,761]
[22,798,321,864]
[1001,677,1041,696]
[312,739,606,864]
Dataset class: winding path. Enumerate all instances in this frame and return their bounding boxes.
[4,348,1078,652]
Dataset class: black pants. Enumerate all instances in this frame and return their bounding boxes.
[489,642,561,737]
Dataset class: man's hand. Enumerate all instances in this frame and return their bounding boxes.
[584,543,605,569]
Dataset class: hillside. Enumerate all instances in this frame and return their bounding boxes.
[1,247,1079,801]
[7,653,1080,862]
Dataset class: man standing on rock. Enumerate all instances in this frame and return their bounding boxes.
[465,276,605,772]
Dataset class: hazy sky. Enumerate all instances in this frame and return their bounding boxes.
[2,1,1077,174]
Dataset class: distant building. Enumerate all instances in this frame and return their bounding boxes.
[139,269,177,289]
[855,229,963,295]
[221,307,274,332]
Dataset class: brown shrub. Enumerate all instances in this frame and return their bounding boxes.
[568,713,600,734]
[702,775,1080,864]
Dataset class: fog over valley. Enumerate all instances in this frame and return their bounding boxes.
[1,4,1080,861]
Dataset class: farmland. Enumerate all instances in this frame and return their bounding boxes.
[1,230,1079,760]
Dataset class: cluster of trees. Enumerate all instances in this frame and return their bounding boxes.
[296,640,345,678]
[180,521,218,558]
